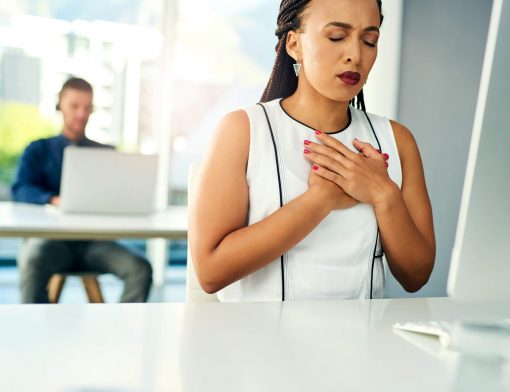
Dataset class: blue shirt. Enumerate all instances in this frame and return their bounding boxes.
[11,134,112,205]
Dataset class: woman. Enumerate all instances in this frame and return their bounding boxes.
[189,0,435,301]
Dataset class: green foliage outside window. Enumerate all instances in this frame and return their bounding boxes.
[0,101,58,185]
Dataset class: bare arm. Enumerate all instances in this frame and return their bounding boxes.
[375,121,435,292]
[189,110,352,294]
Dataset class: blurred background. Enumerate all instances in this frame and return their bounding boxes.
[0,0,280,302]
[0,0,280,203]
[0,0,495,302]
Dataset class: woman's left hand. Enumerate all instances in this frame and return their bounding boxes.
[303,131,396,207]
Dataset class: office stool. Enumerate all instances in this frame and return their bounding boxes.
[48,272,105,303]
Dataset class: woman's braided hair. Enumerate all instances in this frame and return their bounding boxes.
[260,0,383,112]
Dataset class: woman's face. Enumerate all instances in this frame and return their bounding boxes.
[292,0,381,102]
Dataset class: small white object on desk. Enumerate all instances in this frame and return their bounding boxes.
[393,319,510,359]
[393,321,453,346]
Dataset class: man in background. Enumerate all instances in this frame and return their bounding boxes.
[11,77,152,303]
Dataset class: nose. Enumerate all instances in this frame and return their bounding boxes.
[76,108,90,120]
[344,38,361,65]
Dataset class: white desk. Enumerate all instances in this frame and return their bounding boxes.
[0,297,508,392]
[0,202,187,240]
[0,202,188,286]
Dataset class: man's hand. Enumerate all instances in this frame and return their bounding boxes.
[49,196,60,206]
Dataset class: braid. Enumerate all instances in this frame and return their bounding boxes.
[350,89,366,112]
[261,0,311,103]
[261,0,384,110]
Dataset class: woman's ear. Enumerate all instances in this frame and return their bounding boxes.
[286,30,301,62]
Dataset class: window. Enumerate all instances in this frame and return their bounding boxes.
[164,0,278,204]
[0,0,167,267]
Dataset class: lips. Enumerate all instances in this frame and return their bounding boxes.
[339,71,361,86]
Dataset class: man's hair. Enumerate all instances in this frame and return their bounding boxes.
[260,0,384,112]
[56,77,93,110]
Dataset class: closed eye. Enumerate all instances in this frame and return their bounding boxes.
[329,37,346,42]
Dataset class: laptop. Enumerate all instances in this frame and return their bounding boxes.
[60,147,158,214]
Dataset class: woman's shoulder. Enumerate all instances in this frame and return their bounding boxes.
[386,119,421,168]
[388,119,414,142]
[388,120,418,152]
[214,110,250,146]
[242,98,282,118]
[219,98,282,135]
[221,109,250,126]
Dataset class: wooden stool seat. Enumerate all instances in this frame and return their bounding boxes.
[48,272,105,303]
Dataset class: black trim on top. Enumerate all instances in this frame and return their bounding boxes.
[364,111,384,300]
[370,232,383,300]
[363,111,381,151]
[279,98,352,135]
[257,102,286,302]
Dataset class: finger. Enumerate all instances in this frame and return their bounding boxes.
[304,149,345,176]
[352,139,385,160]
[314,131,358,160]
[304,139,351,167]
[311,164,346,187]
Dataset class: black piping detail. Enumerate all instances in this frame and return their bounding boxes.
[364,111,383,300]
[257,102,286,302]
[279,99,352,135]
[370,231,379,300]
[363,111,381,151]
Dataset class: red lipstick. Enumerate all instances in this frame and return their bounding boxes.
[339,71,361,86]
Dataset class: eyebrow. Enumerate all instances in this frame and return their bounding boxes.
[324,22,380,33]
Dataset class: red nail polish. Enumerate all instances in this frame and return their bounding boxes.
[304,149,310,154]
[385,162,388,168]
[304,140,311,145]
[315,130,322,135]
[383,153,389,160]
[312,165,319,171]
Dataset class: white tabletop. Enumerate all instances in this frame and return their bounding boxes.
[0,297,508,392]
[0,202,187,240]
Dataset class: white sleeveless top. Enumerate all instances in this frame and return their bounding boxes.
[217,98,402,302]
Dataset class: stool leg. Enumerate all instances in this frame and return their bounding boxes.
[47,275,66,304]
[82,276,105,303]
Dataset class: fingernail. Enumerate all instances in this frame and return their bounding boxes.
[304,149,310,154]
[304,140,311,145]
[383,153,389,160]
[315,130,322,135]
[312,165,319,171]
[385,162,388,168]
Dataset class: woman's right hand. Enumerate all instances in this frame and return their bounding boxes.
[307,168,359,211]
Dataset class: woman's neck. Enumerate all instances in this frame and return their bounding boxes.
[282,90,350,133]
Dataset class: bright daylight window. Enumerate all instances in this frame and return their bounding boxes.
[166,0,277,203]
[0,0,277,271]
[0,0,164,266]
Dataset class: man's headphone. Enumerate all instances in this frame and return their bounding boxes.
[55,77,93,112]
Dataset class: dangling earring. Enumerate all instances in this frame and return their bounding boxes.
[293,60,302,77]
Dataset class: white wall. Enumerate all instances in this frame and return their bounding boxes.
[364,0,403,119]
[384,0,494,298]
